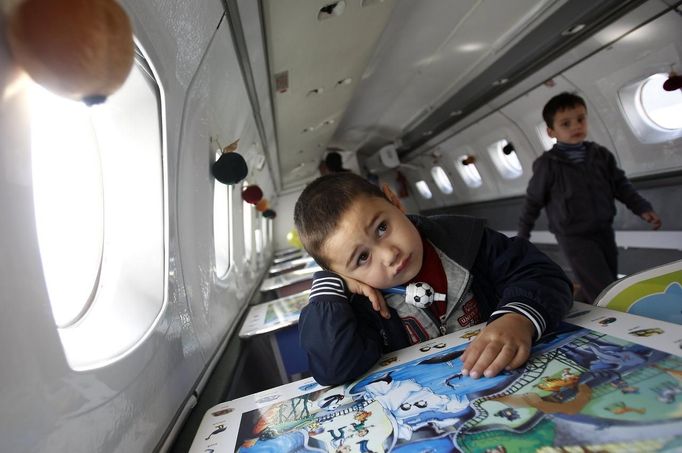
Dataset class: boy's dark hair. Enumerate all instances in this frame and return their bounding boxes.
[324,151,348,173]
[542,92,587,128]
[294,173,387,269]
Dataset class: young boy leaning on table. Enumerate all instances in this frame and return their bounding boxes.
[294,173,573,386]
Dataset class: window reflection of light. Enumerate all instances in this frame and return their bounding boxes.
[255,229,263,254]
[431,166,453,194]
[415,180,433,199]
[489,139,522,179]
[261,216,268,251]
[267,218,273,245]
[455,155,482,188]
[638,73,682,130]
[456,42,486,53]
[214,151,231,277]
[30,83,104,328]
[242,182,253,262]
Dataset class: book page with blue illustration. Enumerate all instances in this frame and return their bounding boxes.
[189,302,682,452]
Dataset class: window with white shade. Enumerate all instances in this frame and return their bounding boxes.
[638,73,682,130]
[415,180,433,199]
[31,48,166,371]
[431,166,453,194]
[213,176,231,278]
[618,72,682,143]
[488,139,523,179]
[267,217,273,246]
[455,155,482,188]
[31,84,104,329]
[260,215,269,251]
[242,182,254,263]
[255,226,263,256]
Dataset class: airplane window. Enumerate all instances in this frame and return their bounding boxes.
[415,180,433,199]
[267,217,273,246]
[536,122,557,150]
[242,183,253,263]
[255,227,263,255]
[31,84,104,328]
[638,73,682,130]
[430,166,453,194]
[455,155,482,188]
[261,215,269,250]
[213,172,231,277]
[31,49,166,370]
[618,72,682,143]
[488,139,523,179]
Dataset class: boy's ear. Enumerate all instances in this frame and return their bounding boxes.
[546,126,556,139]
[382,183,406,213]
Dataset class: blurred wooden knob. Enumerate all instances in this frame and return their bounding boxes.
[255,199,269,212]
[7,0,135,104]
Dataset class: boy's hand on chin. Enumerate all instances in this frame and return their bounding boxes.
[342,275,391,319]
[460,313,534,379]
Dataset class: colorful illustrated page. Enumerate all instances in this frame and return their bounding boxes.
[596,260,682,325]
[193,304,682,453]
[239,291,310,338]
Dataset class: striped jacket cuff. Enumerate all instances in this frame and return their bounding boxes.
[310,271,348,302]
[489,301,546,341]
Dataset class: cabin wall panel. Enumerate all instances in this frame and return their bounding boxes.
[0,1,260,452]
[177,20,258,359]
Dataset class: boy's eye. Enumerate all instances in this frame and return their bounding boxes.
[357,251,369,266]
[377,221,388,237]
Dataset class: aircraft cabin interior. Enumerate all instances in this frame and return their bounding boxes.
[0,0,681,452]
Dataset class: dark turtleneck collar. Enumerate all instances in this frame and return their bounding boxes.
[556,141,586,163]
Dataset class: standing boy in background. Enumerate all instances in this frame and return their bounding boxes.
[518,92,661,303]
[295,173,573,386]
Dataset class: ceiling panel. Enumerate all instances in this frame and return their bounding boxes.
[262,0,395,188]
[330,0,562,156]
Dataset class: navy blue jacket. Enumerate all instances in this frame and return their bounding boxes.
[299,214,573,386]
[518,141,653,238]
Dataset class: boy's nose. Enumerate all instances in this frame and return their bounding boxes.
[381,245,400,267]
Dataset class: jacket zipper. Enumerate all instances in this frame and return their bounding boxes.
[424,272,472,336]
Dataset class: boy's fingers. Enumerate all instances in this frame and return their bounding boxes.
[365,287,390,319]
[461,342,483,375]
[375,292,390,319]
[506,345,531,370]
[652,218,662,230]
[462,341,502,378]
[483,344,518,377]
[468,342,503,379]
